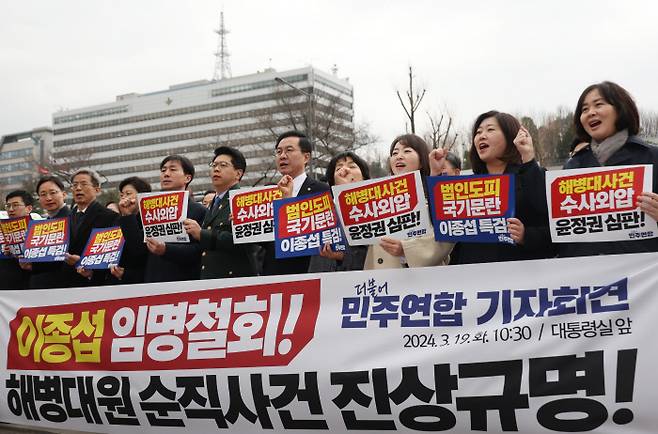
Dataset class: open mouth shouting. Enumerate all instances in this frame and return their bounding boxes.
[588,119,602,129]
[477,142,491,156]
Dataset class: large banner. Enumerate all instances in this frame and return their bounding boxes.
[229,185,283,244]
[333,171,432,245]
[1,253,657,433]
[546,165,656,242]
[428,174,515,244]
[138,191,189,243]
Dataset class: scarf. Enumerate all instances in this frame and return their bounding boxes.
[591,129,628,164]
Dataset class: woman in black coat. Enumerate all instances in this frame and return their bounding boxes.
[448,110,555,264]
[560,81,658,257]
[307,151,370,272]
[110,176,152,284]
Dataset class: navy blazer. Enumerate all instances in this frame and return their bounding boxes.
[199,185,257,279]
[144,199,208,283]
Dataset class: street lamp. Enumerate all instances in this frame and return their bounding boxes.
[274,76,316,178]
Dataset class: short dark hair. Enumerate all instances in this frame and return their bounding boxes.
[6,190,33,207]
[326,151,371,186]
[214,146,247,180]
[275,130,313,154]
[445,151,462,170]
[469,110,522,174]
[71,168,102,187]
[574,81,640,141]
[389,134,431,177]
[203,190,214,196]
[160,155,195,187]
[36,175,65,193]
[119,176,152,193]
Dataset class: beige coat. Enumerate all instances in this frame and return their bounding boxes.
[363,227,454,270]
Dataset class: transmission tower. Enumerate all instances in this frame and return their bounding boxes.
[213,11,231,81]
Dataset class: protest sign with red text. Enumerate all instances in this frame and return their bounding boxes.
[333,171,431,246]
[547,165,655,242]
[138,191,189,243]
[230,185,283,244]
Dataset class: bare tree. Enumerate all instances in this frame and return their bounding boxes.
[37,145,97,182]
[640,109,658,141]
[534,107,575,167]
[248,87,377,186]
[425,111,459,151]
[396,66,426,134]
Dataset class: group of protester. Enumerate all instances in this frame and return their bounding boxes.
[2,80,658,290]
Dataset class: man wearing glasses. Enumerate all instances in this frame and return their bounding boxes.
[184,146,256,279]
[1,190,34,289]
[64,169,119,287]
[261,130,329,276]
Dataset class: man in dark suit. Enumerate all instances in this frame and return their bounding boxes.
[29,176,71,289]
[64,169,119,287]
[0,190,34,289]
[261,130,329,276]
[139,155,207,282]
[184,147,256,279]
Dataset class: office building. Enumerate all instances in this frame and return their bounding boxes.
[0,127,53,195]
[51,66,354,195]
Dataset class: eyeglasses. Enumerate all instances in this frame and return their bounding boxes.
[39,190,63,198]
[71,182,94,189]
[274,147,301,157]
[209,161,234,169]
[5,203,25,210]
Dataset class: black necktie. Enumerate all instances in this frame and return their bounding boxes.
[72,211,84,233]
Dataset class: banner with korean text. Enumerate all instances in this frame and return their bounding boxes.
[20,217,69,263]
[333,171,432,245]
[0,229,10,259]
[1,253,657,433]
[273,191,345,258]
[230,185,283,244]
[547,165,656,242]
[138,191,189,243]
[428,174,515,244]
[0,216,30,258]
[78,227,125,269]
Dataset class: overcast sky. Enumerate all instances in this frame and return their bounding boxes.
[3,0,658,153]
